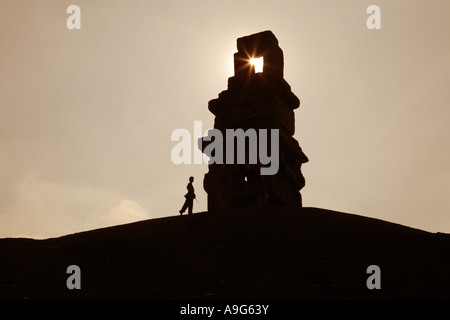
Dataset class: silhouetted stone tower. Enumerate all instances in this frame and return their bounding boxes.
[201,30,308,211]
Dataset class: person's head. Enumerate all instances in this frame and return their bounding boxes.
[189,176,194,182]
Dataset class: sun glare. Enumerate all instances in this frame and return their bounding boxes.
[250,57,264,73]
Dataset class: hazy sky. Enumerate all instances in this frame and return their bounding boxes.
[0,0,449,238]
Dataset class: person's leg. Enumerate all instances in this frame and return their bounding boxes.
[180,199,189,215]
[188,198,193,214]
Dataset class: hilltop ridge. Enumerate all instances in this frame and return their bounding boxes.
[1,207,449,300]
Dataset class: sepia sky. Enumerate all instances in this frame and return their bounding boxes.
[0,0,449,238]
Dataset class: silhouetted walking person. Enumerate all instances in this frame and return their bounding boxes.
[179,176,196,215]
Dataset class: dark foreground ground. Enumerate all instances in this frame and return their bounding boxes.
[1,207,450,300]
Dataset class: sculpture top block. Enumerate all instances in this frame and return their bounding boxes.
[234,30,284,80]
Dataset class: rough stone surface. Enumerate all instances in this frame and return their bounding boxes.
[201,31,308,211]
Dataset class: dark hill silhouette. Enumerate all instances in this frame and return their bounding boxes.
[1,207,449,300]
